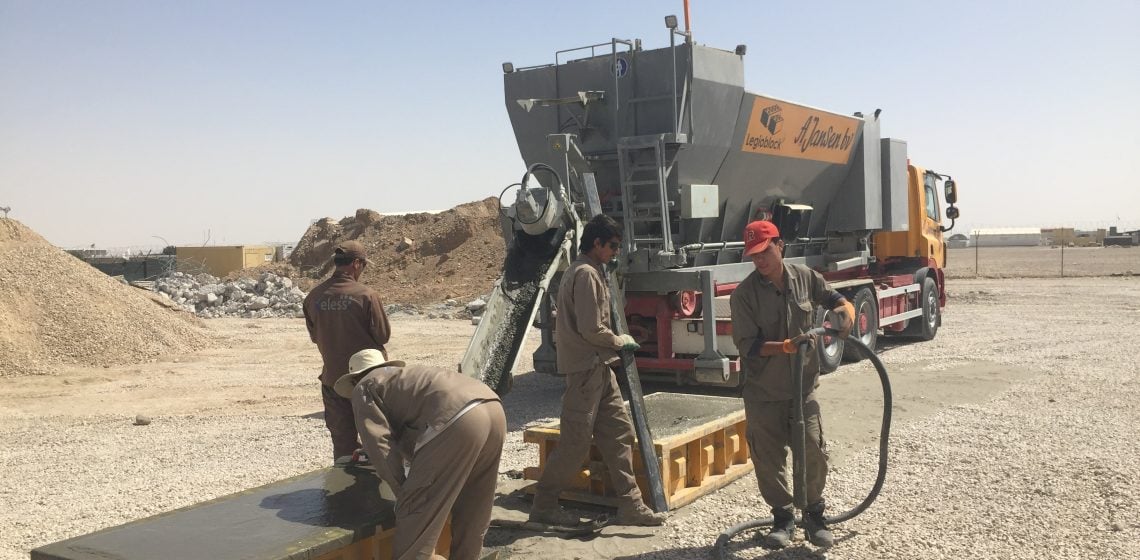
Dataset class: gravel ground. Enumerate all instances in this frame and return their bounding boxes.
[636,277,1140,560]
[0,219,212,377]
[946,245,1139,278]
[2,278,1138,560]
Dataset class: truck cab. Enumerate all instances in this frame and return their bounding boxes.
[872,165,959,269]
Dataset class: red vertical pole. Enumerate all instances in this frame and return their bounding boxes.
[684,0,692,33]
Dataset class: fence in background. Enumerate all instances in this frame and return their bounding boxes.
[945,223,1139,278]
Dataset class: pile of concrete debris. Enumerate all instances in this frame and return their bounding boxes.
[151,269,492,320]
[386,297,487,322]
[154,272,306,318]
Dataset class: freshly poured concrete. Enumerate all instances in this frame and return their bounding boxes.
[31,466,392,560]
[640,393,744,440]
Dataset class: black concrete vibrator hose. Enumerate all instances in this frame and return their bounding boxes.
[713,327,893,558]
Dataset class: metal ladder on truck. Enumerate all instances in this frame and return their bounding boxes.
[616,134,676,268]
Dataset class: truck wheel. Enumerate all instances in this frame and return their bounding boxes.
[842,287,878,362]
[814,307,843,374]
[903,276,940,341]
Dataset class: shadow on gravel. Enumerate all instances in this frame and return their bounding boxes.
[873,335,922,355]
[613,548,709,559]
[499,370,565,431]
[486,488,654,548]
[623,542,829,560]
[703,528,858,560]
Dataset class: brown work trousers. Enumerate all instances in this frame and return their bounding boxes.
[322,383,361,459]
[745,392,829,513]
[533,362,642,510]
[394,401,506,560]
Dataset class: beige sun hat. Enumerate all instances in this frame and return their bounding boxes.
[333,349,405,398]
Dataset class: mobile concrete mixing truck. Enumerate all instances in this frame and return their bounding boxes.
[460,17,961,393]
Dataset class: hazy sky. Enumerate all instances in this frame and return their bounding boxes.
[2,0,1138,249]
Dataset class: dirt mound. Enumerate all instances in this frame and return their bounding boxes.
[289,198,507,305]
[0,219,213,377]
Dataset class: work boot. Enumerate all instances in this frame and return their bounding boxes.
[758,508,796,549]
[802,506,834,548]
[528,505,581,527]
[616,501,666,526]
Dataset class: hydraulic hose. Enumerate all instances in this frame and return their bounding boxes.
[713,328,893,558]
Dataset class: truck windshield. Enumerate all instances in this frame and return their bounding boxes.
[924,174,940,221]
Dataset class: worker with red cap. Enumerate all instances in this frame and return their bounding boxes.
[729,220,854,549]
[303,240,392,465]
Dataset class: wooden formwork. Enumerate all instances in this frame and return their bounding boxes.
[314,520,451,560]
[522,393,753,510]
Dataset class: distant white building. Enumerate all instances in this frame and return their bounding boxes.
[970,228,1042,247]
[947,233,970,248]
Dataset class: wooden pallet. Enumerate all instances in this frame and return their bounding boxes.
[522,392,753,510]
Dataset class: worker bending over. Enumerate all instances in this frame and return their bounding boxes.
[335,349,505,560]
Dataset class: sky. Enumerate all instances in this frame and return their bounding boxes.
[2,0,1138,250]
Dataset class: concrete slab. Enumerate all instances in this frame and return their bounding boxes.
[31,466,394,560]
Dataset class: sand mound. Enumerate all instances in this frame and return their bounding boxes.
[289,198,507,305]
[0,219,213,377]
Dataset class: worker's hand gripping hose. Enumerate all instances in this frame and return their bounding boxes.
[712,328,893,558]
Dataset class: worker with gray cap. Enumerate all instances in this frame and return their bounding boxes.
[303,240,392,465]
[335,349,504,560]
[729,220,854,549]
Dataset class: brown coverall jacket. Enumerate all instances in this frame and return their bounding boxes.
[303,270,391,386]
[352,365,504,560]
[554,255,623,372]
[729,263,843,512]
[534,255,644,510]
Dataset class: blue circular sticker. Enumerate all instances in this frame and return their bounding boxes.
[614,57,629,78]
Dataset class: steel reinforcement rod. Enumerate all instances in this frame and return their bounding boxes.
[713,328,893,558]
[607,266,669,513]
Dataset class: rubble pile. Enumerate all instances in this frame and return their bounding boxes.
[384,297,487,321]
[154,272,306,318]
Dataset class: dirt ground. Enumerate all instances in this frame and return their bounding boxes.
[3,277,1139,560]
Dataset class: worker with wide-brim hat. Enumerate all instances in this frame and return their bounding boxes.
[336,349,505,560]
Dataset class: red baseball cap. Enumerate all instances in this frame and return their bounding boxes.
[743,220,781,256]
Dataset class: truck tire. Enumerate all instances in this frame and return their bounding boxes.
[842,287,878,362]
[902,276,940,341]
[814,307,843,374]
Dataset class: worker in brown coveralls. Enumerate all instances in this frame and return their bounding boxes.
[528,214,666,527]
[335,349,505,560]
[303,240,391,465]
[729,220,854,549]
